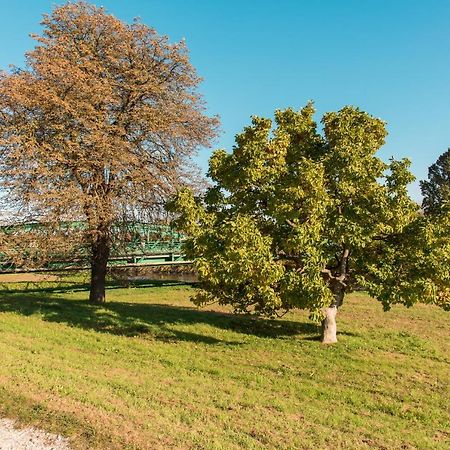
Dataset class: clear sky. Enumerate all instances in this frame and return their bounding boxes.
[1,0,449,200]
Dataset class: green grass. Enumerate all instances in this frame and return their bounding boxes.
[0,280,449,449]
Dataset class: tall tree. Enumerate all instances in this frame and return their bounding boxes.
[420,149,450,215]
[0,2,218,302]
[170,104,449,343]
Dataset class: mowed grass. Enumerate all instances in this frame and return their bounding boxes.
[0,279,448,450]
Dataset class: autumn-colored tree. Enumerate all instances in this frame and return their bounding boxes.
[420,149,450,215]
[0,2,218,301]
[170,104,449,343]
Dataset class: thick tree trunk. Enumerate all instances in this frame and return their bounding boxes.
[321,246,349,344]
[89,234,110,303]
[322,306,338,344]
[321,285,345,344]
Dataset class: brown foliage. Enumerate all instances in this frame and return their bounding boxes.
[0,223,85,270]
[0,2,218,300]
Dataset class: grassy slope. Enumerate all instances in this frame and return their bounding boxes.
[0,280,448,450]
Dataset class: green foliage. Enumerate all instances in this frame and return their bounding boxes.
[361,213,450,311]
[169,104,450,320]
[420,149,450,215]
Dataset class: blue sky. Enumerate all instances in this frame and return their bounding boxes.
[1,0,449,200]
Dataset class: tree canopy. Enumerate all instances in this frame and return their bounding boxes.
[420,149,450,215]
[170,104,450,343]
[0,2,218,301]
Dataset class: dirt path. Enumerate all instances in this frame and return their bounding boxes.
[0,419,69,450]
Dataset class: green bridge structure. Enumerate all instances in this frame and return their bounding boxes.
[0,222,190,273]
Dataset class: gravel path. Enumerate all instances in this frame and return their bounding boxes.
[0,419,70,450]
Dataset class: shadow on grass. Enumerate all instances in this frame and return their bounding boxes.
[0,278,191,295]
[0,283,325,344]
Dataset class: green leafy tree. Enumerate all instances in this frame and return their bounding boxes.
[420,149,450,215]
[170,104,450,343]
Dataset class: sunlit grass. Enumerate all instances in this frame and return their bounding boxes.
[0,281,448,449]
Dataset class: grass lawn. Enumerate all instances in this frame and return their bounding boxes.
[0,278,448,449]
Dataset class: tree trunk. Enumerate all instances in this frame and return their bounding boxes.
[322,306,338,344]
[321,246,349,344]
[321,286,345,344]
[89,234,110,303]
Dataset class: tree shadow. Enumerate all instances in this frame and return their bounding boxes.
[0,288,322,344]
[0,278,193,295]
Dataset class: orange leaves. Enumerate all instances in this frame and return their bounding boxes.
[0,1,218,230]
